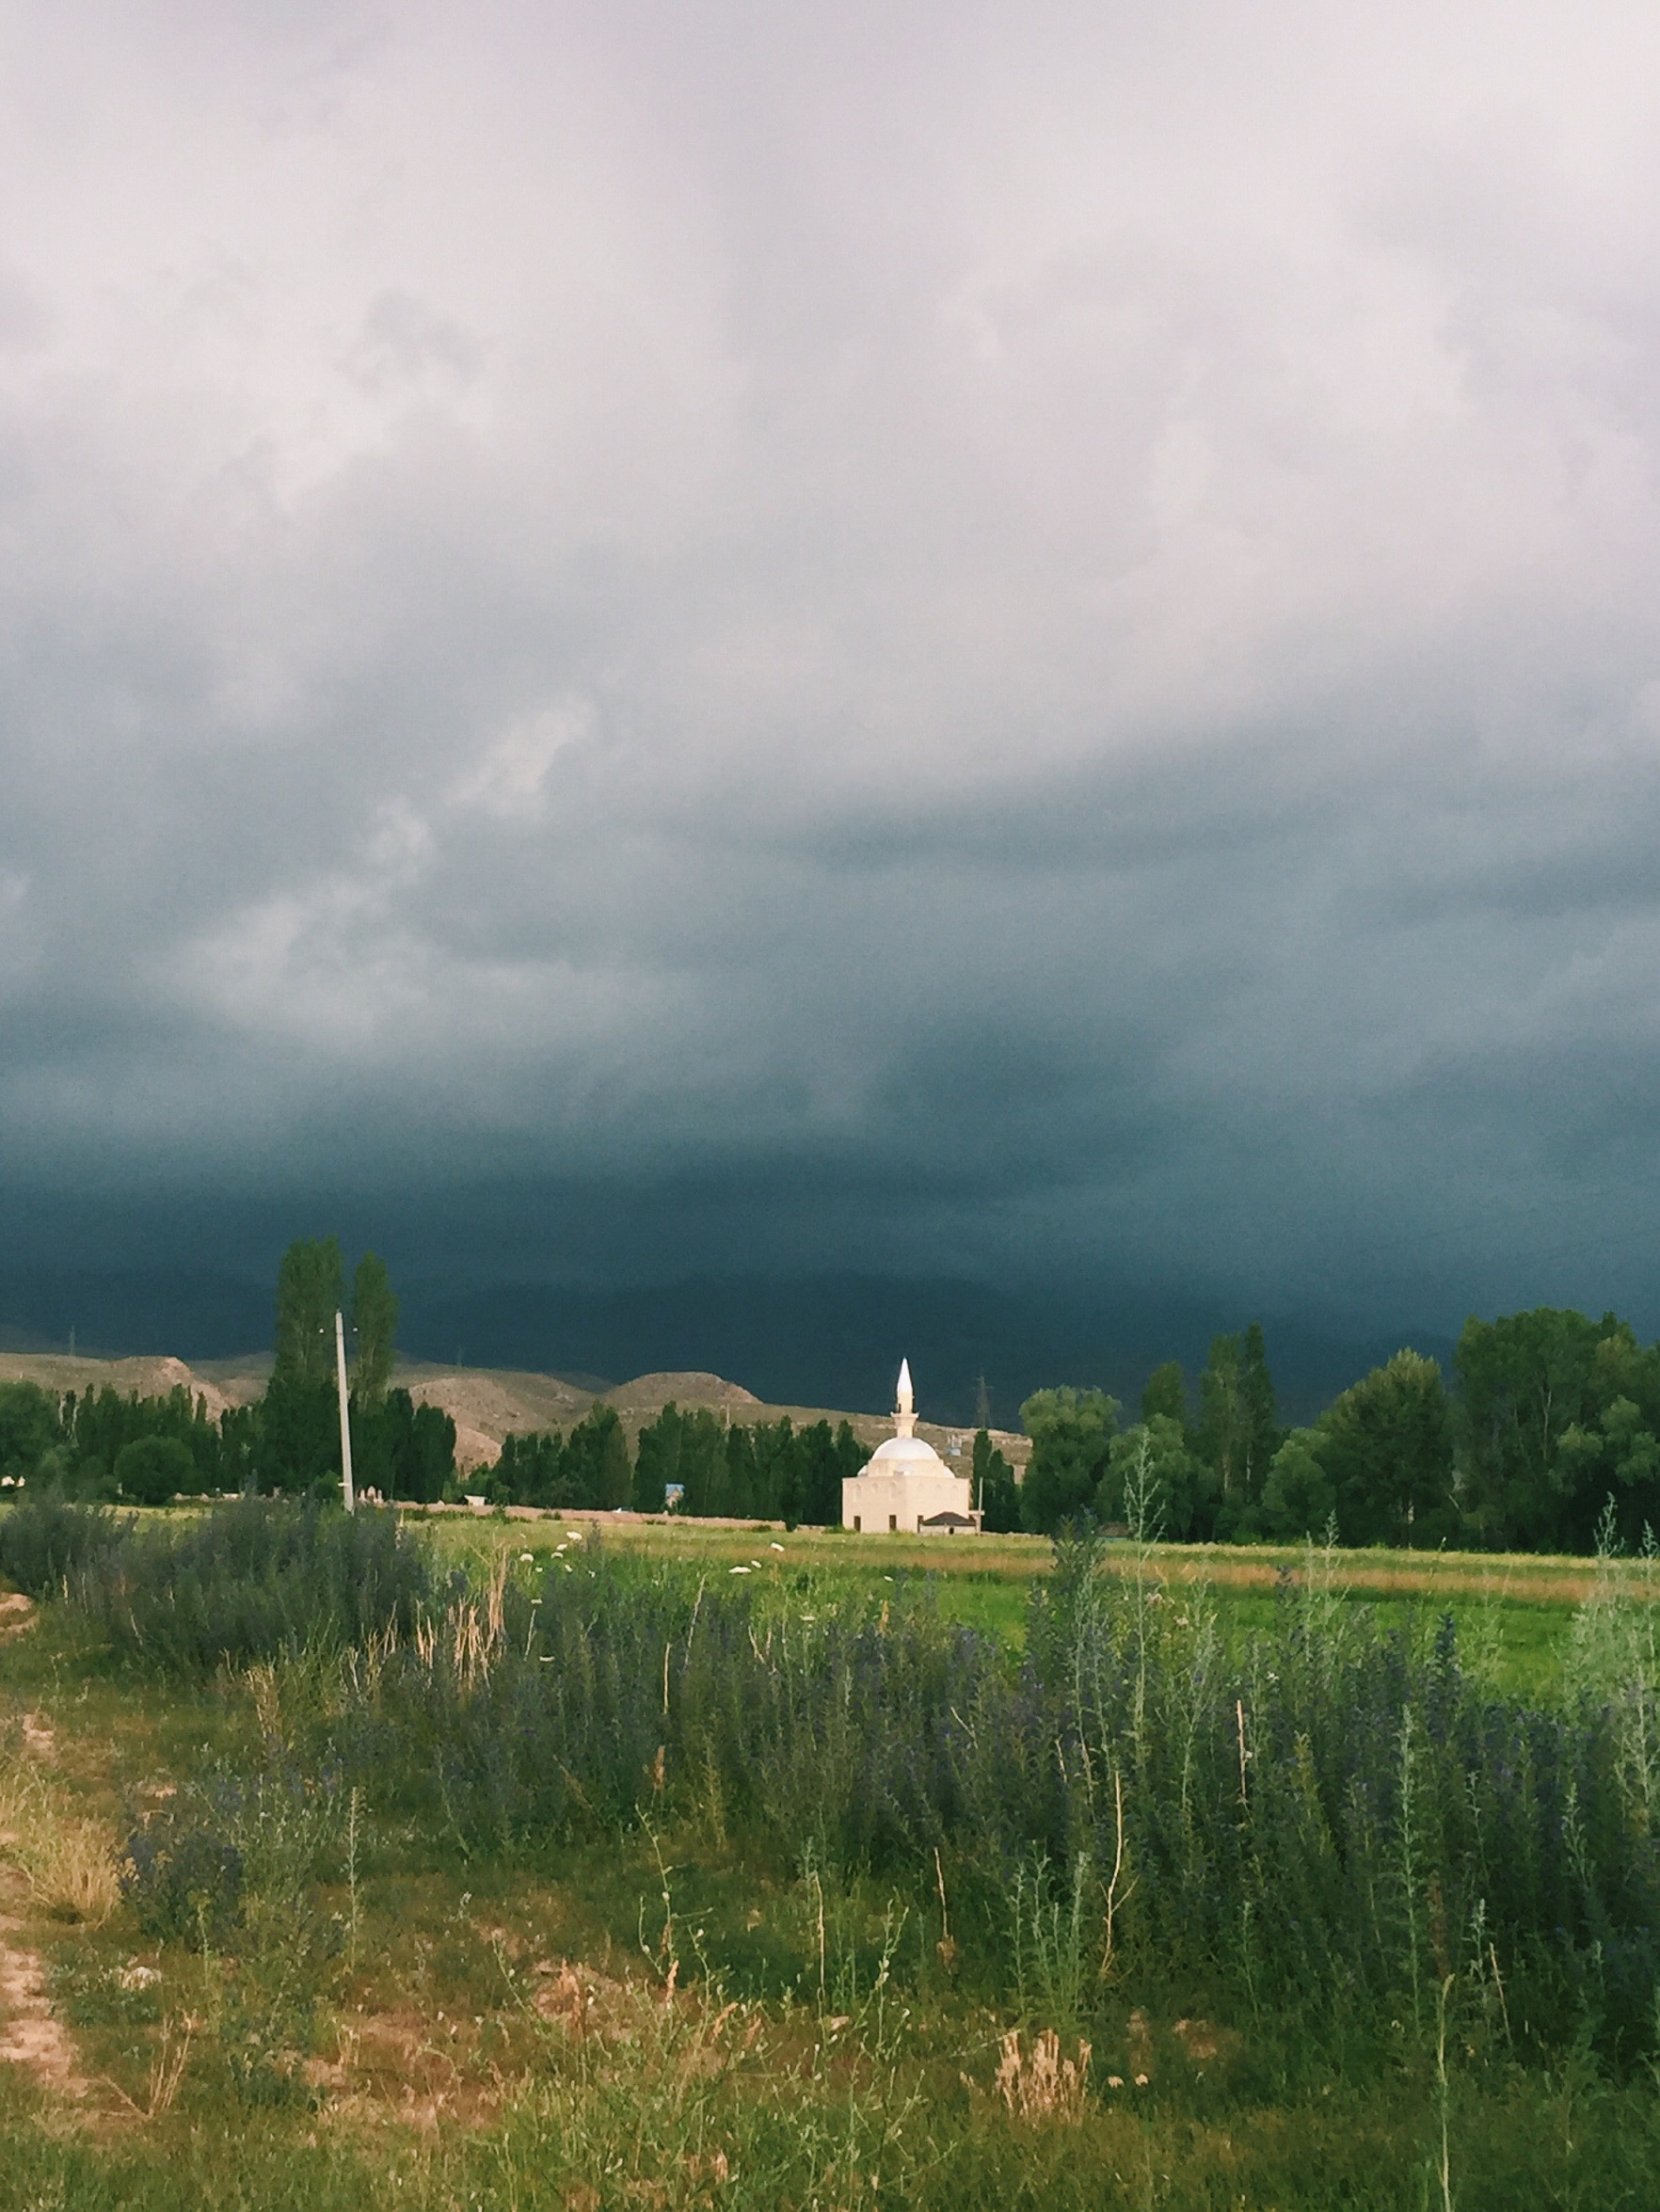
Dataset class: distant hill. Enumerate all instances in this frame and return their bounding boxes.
[0,1349,1029,1477]
[0,1265,1457,1428]
[0,1350,244,1420]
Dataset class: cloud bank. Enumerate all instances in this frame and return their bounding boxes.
[5,0,1660,1331]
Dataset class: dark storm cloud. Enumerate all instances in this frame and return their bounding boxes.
[5,0,1660,1332]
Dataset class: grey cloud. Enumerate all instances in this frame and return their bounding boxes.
[4,0,1660,1343]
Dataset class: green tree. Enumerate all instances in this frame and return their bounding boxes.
[350,1252,398,1407]
[487,1425,562,1508]
[273,1236,344,1391]
[1257,1431,1337,1541]
[407,1402,456,1503]
[796,1419,862,1525]
[263,1236,345,1495]
[257,1378,340,1496]
[1458,1308,1660,1552]
[1317,1349,1456,1548]
[725,1424,760,1518]
[971,1428,1020,1532]
[1197,1326,1279,1523]
[1019,1387,1119,1535]
[562,1405,630,1510]
[1141,1362,1189,1430]
[113,1434,194,1506]
[675,1409,730,1516]
[1100,1415,1202,1539]
[634,1405,682,1512]
[0,1381,60,1482]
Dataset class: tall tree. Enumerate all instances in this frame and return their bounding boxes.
[1238,1324,1280,1498]
[1197,1325,1280,1517]
[1458,1308,1660,1552]
[794,1420,863,1526]
[676,1409,729,1516]
[562,1405,630,1510]
[272,1236,343,1392]
[1100,1415,1202,1539]
[634,1404,682,1512]
[1317,1348,1456,1547]
[973,1428,1021,1532]
[350,1252,399,1407]
[1141,1362,1189,1431]
[1197,1335,1245,1501]
[1019,1387,1119,1535]
[1257,1431,1337,1541]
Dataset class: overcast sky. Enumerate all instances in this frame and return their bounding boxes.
[5,0,1660,1333]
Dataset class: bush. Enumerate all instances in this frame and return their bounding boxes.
[327,1534,1660,2061]
[113,1434,196,1505]
[6,1495,446,1673]
[120,1812,245,1945]
[0,1492,128,1597]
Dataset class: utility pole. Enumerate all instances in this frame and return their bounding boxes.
[335,1309,356,1512]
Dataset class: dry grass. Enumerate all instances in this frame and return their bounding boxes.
[443,1513,1657,1610]
[0,1744,122,1928]
[993,2028,1093,2124]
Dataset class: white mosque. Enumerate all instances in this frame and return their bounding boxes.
[841,1360,982,1534]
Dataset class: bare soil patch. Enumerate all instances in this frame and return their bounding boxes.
[0,1871,88,2100]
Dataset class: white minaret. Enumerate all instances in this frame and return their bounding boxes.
[895,1358,918,1440]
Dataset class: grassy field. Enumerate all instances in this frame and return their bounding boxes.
[4,1504,1660,2208]
[419,1512,1616,1698]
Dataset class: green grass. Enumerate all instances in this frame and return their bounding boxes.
[418,1509,1617,1696]
[4,1512,1660,2207]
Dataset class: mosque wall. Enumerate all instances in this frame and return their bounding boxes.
[840,1464,975,1533]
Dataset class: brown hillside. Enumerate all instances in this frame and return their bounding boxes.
[603,1371,762,1415]
[0,1352,237,1421]
[0,1350,1030,1473]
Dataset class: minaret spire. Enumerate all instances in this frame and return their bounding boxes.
[895,1358,917,1440]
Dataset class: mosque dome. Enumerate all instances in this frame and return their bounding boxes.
[867,1433,947,1472]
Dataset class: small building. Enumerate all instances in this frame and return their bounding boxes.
[841,1361,982,1534]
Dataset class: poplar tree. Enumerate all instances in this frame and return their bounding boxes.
[272,1237,343,1392]
[350,1252,399,1406]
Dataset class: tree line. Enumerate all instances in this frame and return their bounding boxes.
[6,1236,1660,1553]
[0,1238,457,1506]
[1016,1307,1660,1552]
[478,1400,870,1521]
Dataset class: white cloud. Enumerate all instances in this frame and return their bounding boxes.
[450,699,594,820]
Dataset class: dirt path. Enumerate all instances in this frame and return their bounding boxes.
[0,1623,88,2102]
[0,1870,88,2099]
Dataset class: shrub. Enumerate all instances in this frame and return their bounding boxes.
[0,1492,128,1597]
[8,1495,445,1673]
[326,1534,1660,2061]
[113,1433,196,1505]
[120,1813,245,1945]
